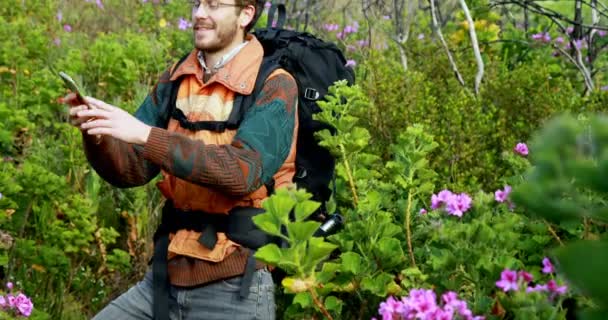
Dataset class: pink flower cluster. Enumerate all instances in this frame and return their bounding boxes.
[514,143,528,156]
[494,185,511,203]
[496,257,567,300]
[494,185,514,209]
[0,282,33,317]
[375,289,484,320]
[430,190,472,217]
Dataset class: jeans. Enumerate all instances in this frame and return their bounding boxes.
[92,269,276,320]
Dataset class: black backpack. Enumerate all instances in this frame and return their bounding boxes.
[167,3,355,219]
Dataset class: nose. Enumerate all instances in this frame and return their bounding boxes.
[193,4,210,19]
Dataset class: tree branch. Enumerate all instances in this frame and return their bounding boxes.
[459,0,484,95]
[429,0,465,86]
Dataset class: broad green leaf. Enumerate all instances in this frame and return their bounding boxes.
[287,221,321,242]
[555,240,608,306]
[360,272,393,297]
[294,200,321,222]
[254,244,282,265]
[340,252,362,275]
[306,237,338,269]
[262,191,297,223]
[292,292,312,308]
[324,296,343,314]
[375,237,405,269]
[252,213,282,237]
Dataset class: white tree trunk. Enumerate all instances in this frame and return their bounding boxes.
[459,0,484,95]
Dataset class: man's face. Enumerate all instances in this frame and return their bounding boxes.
[192,1,243,53]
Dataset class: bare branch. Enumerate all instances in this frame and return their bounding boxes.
[459,0,484,95]
[554,44,595,93]
[491,1,608,31]
[429,0,465,86]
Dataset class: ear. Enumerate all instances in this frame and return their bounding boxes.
[239,4,255,28]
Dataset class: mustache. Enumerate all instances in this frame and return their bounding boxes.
[194,21,215,29]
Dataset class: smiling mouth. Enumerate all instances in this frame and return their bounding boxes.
[194,24,214,31]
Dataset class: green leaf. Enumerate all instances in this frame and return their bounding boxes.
[262,191,297,223]
[324,296,343,314]
[293,292,312,308]
[555,240,608,306]
[287,221,321,242]
[305,237,337,269]
[294,200,321,222]
[375,237,405,269]
[252,213,282,237]
[254,244,282,265]
[340,252,362,275]
[361,272,393,296]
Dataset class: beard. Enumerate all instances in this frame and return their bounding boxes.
[193,20,239,54]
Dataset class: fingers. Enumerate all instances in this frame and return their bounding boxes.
[80,119,113,130]
[84,96,114,111]
[85,127,114,136]
[77,108,111,119]
[69,105,89,117]
[61,93,83,107]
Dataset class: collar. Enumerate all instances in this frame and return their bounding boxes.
[170,34,263,95]
[198,41,249,75]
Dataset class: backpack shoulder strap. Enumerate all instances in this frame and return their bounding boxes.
[231,55,283,126]
[164,53,190,126]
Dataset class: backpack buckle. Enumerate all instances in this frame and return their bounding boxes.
[295,166,307,179]
[303,88,320,100]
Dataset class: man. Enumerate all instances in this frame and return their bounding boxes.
[63,0,298,319]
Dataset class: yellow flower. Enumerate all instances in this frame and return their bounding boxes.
[159,18,167,28]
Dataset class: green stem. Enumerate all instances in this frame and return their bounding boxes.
[405,190,417,268]
[339,143,359,206]
[309,288,334,320]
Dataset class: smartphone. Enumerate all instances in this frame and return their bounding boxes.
[58,71,89,107]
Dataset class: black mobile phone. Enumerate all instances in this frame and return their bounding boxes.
[58,72,89,106]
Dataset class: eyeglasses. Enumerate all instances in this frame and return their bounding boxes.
[190,0,244,11]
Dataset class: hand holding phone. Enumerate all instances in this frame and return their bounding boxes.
[59,71,90,108]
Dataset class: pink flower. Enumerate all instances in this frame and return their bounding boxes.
[264,1,271,8]
[345,59,356,68]
[599,30,607,37]
[431,190,454,209]
[419,208,427,215]
[63,24,72,32]
[526,284,548,293]
[445,193,472,217]
[378,296,402,320]
[441,291,458,304]
[517,271,533,283]
[0,295,5,307]
[14,293,33,317]
[496,269,519,292]
[96,0,104,9]
[542,257,554,274]
[547,280,567,295]
[6,281,13,290]
[494,185,512,203]
[514,142,528,156]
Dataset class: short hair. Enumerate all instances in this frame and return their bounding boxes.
[237,0,264,33]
